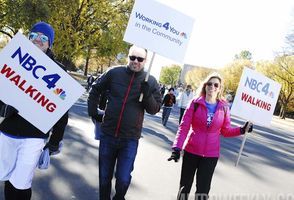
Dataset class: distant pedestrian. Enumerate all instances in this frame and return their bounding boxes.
[178,85,194,124]
[160,84,166,98]
[168,73,253,200]
[173,86,179,98]
[87,74,95,91]
[162,88,176,126]
[226,94,233,109]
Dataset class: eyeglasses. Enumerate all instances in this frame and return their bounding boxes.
[29,32,49,43]
[206,82,219,88]
[129,56,145,62]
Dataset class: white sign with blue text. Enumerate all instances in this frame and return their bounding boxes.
[123,0,194,63]
[0,32,85,133]
[230,67,281,126]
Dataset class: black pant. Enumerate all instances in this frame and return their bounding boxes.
[177,151,218,200]
[179,108,186,124]
[4,181,32,200]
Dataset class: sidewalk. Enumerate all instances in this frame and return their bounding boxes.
[271,115,294,131]
[274,116,294,124]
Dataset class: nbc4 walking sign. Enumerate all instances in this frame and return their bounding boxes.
[0,32,85,133]
[123,0,194,63]
[231,67,281,126]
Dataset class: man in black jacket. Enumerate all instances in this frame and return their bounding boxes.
[88,45,162,200]
[0,22,68,200]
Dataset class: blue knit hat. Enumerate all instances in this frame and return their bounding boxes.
[31,22,54,47]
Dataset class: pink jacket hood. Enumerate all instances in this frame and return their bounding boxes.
[172,96,241,157]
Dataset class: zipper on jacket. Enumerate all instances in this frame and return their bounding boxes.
[203,104,222,156]
[202,125,209,157]
[115,72,136,137]
[201,105,208,157]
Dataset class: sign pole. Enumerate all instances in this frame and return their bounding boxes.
[235,131,248,166]
[139,52,156,102]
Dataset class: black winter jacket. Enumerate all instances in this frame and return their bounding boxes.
[162,93,176,107]
[88,65,162,139]
[0,49,68,145]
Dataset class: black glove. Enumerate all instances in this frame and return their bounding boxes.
[141,81,151,99]
[43,142,62,156]
[240,121,253,134]
[167,149,181,162]
[0,104,18,118]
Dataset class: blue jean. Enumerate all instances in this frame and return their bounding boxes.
[162,107,172,126]
[99,133,138,200]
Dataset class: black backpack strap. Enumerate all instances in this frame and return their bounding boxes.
[191,102,198,122]
[194,102,198,113]
[193,102,228,120]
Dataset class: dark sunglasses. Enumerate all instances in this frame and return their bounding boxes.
[206,82,219,88]
[29,32,49,43]
[129,56,145,62]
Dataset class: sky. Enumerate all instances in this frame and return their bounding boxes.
[147,0,294,80]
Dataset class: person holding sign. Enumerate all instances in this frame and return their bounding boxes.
[88,45,162,200]
[178,84,194,124]
[168,73,253,200]
[0,22,68,200]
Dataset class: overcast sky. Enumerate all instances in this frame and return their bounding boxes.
[148,0,294,79]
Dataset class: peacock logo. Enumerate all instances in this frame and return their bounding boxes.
[268,91,274,98]
[53,88,66,100]
[180,32,187,39]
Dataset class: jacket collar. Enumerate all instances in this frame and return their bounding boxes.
[126,65,145,76]
[193,95,227,107]
[46,48,55,60]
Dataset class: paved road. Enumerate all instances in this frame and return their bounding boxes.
[1,93,293,200]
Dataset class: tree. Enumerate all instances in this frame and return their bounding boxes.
[0,36,8,49]
[220,59,254,94]
[0,0,50,38]
[46,0,133,75]
[234,50,252,60]
[159,65,182,86]
[185,67,214,90]
[256,55,294,119]
[285,29,294,55]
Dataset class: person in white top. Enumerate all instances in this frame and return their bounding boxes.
[178,85,194,124]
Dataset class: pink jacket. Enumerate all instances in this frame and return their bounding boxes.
[172,96,241,157]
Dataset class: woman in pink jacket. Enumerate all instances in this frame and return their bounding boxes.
[168,73,253,200]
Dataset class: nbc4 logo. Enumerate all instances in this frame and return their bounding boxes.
[53,88,66,100]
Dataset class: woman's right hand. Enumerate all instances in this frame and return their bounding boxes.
[167,149,181,162]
